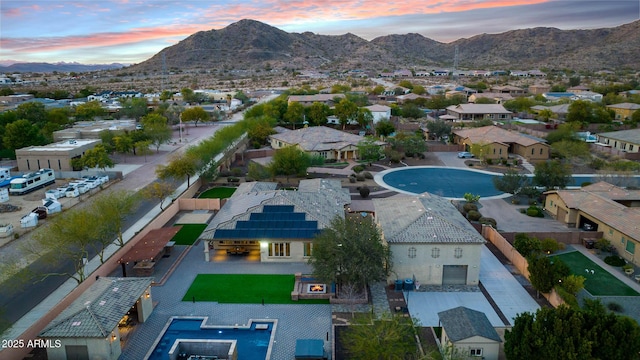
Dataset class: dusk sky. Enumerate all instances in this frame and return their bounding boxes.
[1,0,639,65]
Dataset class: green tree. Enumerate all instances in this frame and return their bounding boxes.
[474,97,496,104]
[306,102,330,126]
[181,88,197,104]
[114,134,134,162]
[247,117,276,148]
[141,113,173,152]
[357,137,383,163]
[371,85,385,95]
[504,97,535,112]
[135,140,153,162]
[91,190,139,247]
[119,97,148,120]
[355,108,373,128]
[398,80,414,89]
[566,100,597,124]
[527,255,570,295]
[3,119,44,150]
[334,98,358,129]
[140,181,175,210]
[74,100,106,120]
[342,313,420,360]
[426,120,452,141]
[375,120,395,138]
[533,160,572,190]
[400,103,424,119]
[493,170,529,196]
[269,146,311,182]
[283,101,305,128]
[545,122,581,144]
[537,108,554,122]
[513,233,542,258]
[412,85,426,95]
[551,139,591,162]
[469,142,491,162]
[156,153,199,187]
[159,90,173,102]
[505,303,640,360]
[181,106,210,128]
[81,144,114,171]
[390,132,426,157]
[15,102,47,126]
[308,215,390,287]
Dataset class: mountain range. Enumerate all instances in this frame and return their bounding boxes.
[129,19,640,73]
[0,61,126,74]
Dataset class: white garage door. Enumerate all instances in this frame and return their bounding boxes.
[442,265,468,285]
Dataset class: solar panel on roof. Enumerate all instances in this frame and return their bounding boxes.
[262,205,294,213]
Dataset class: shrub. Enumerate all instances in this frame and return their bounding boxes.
[501,159,508,165]
[604,255,626,267]
[349,177,356,183]
[528,199,537,206]
[479,217,497,228]
[486,158,493,165]
[359,186,370,198]
[607,302,624,312]
[356,173,365,181]
[463,203,478,213]
[219,170,231,177]
[362,171,373,179]
[463,193,480,203]
[513,159,518,166]
[594,238,611,252]
[526,208,539,217]
[352,165,365,173]
[230,167,243,177]
[540,237,565,254]
[467,210,482,221]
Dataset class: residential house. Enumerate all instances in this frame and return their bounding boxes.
[468,92,514,104]
[444,104,513,123]
[544,182,640,265]
[39,277,153,360]
[567,85,591,93]
[596,128,640,153]
[509,70,529,77]
[527,69,547,77]
[396,93,430,104]
[606,103,640,121]
[287,94,345,107]
[373,193,486,286]
[531,104,571,121]
[452,125,550,162]
[490,85,526,97]
[200,179,350,263]
[364,104,391,124]
[438,306,502,360]
[542,92,575,101]
[571,91,603,102]
[269,126,385,161]
[528,84,551,95]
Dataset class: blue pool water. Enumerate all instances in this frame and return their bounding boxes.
[376,167,635,198]
[148,318,273,360]
[378,167,505,198]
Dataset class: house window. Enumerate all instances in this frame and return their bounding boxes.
[622,237,626,244]
[268,242,290,257]
[626,241,635,254]
[493,148,496,154]
[454,247,463,258]
[531,148,534,155]
[499,148,502,154]
[26,159,30,170]
[431,248,440,258]
[303,242,313,257]
[408,247,417,258]
[630,145,634,151]
[540,148,543,154]
[470,348,483,357]
[609,228,614,236]
[58,159,62,169]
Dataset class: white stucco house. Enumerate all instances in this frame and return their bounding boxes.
[373,193,486,286]
[364,104,391,124]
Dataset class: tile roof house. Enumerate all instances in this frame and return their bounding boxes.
[373,193,486,286]
[544,182,640,265]
[200,179,350,262]
[606,103,640,121]
[438,306,502,360]
[287,93,345,107]
[596,128,640,154]
[445,104,512,123]
[269,126,385,161]
[468,92,514,104]
[490,85,526,96]
[364,104,391,124]
[39,277,153,360]
[452,125,550,162]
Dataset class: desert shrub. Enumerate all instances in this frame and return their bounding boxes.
[594,238,611,252]
[362,171,373,179]
[514,233,542,257]
[463,193,480,203]
[356,173,365,181]
[352,165,365,173]
[607,302,624,312]
[467,210,482,221]
[359,186,370,198]
[228,177,240,183]
[526,206,544,217]
[479,217,497,228]
[230,167,244,177]
[486,158,493,165]
[349,177,356,183]
[604,255,626,267]
[463,203,478,213]
[540,237,565,254]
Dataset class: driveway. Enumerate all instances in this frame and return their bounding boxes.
[479,198,575,233]
[433,151,478,168]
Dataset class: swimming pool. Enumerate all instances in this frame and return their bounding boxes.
[375,166,506,199]
[146,317,275,360]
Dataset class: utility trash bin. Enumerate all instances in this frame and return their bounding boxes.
[404,278,414,291]
[394,279,403,291]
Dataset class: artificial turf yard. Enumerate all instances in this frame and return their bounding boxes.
[198,187,236,199]
[170,224,208,245]
[182,274,330,304]
[551,251,639,297]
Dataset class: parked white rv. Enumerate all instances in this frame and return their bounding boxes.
[9,169,56,195]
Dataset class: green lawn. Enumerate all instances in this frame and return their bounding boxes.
[171,224,208,245]
[198,187,236,199]
[182,274,330,304]
[551,251,639,296]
